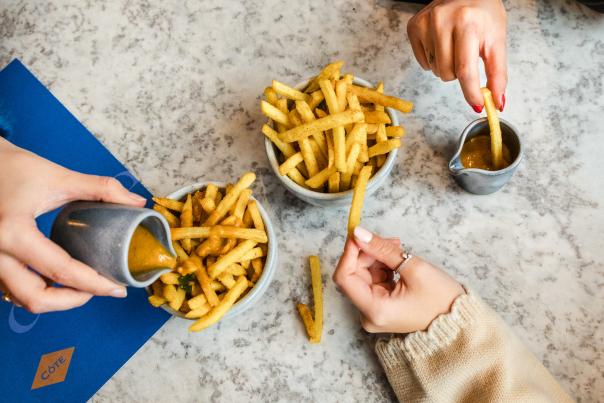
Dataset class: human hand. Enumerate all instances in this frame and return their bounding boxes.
[0,139,147,313]
[407,0,507,112]
[332,227,464,333]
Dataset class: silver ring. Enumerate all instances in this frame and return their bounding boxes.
[396,252,413,274]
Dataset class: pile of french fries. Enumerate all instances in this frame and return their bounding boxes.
[260,61,412,193]
[148,172,269,332]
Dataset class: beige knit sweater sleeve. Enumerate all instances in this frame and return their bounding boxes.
[375,291,574,402]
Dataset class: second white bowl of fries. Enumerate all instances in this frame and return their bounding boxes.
[261,61,412,208]
[147,172,278,332]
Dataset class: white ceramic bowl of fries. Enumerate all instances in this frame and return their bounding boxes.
[147,176,277,331]
[263,71,408,208]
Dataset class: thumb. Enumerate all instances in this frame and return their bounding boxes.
[352,226,403,270]
[66,173,147,207]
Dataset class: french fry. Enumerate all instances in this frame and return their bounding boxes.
[481,87,504,169]
[218,272,237,289]
[227,263,247,276]
[246,201,265,231]
[163,284,177,301]
[180,194,194,253]
[305,60,343,93]
[195,264,220,307]
[262,124,297,158]
[152,197,184,212]
[260,100,290,126]
[305,166,337,189]
[307,90,325,111]
[344,143,361,174]
[309,138,328,169]
[385,126,405,138]
[298,138,320,177]
[232,189,252,219]
[309,256,323,343]
[153,204,180,228]
[278,110,364,143]
[340,172,352,191]
[279,152,304,176]
[345,123,366,153]
[326,131,335,167]
[347,93,361,111]
[189,276,249,332]
[363,110,391,124]
[160,272,179,285]
[328,171,340,193]
[336,79,348,112]
[148,295,166,308]
[210,280,225,292]
[171,227,211,240]
[187,293,208,310]
[192,191,203,222]
[297,303,316,340]
[151,280,163,297]
[250,258,263,282]
[179,257,199,275]
[169,288,186,311]
[272,80,309,101]
[172,241,189,262]
[208,239,257,278]
[315,108,327,119]
[204,172,255,226]
[196,236,223,257]
[295,100,328,158]
[185,303,212,319]
[239,247,264,262]
[368,139,401,158]
[319,79,347,172]
[349,85,413,113]
[263,86,279,105]
[347,165,372,235]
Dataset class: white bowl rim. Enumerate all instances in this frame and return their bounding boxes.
[264,76,400,201]
[148,181,278,321]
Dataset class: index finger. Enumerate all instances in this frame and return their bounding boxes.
[454,28,483,109]
[483,44,507,111]
[5,220,127,298]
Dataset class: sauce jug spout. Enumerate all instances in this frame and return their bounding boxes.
[448,155,464,175]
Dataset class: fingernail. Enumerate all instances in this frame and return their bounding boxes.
[110,288,127,298]
[129,193,147,203]
[353,226,373,244]
[499,94,506,112]
[472,105,484,113]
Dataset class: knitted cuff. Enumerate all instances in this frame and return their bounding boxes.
[375,290,486,369]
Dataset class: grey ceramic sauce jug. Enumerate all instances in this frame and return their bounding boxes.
[449,118,523,195]
[50,201,176,287]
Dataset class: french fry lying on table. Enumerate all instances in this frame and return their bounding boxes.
[297,303,316,340]
[297,255,324,344]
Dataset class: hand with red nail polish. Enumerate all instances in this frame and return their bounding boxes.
[0,138,145,313]
[407,0,508,112]
[332,226,465,333]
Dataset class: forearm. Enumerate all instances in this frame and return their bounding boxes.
[375,291,574,402]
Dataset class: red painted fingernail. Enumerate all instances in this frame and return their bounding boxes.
[499,94,506,112]
[472,105,484,113]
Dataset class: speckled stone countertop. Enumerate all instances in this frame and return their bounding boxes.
[2,0,603,401]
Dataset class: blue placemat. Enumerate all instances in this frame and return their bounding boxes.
[0,59,171,402]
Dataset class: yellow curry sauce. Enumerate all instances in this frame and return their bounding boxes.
[128,225,176,275]
[461,136,511,171]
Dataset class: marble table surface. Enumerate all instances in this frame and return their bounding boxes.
[2,0,603,401]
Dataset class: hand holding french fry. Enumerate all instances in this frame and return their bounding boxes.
[332,227,464,333]
[0,139,144,313]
